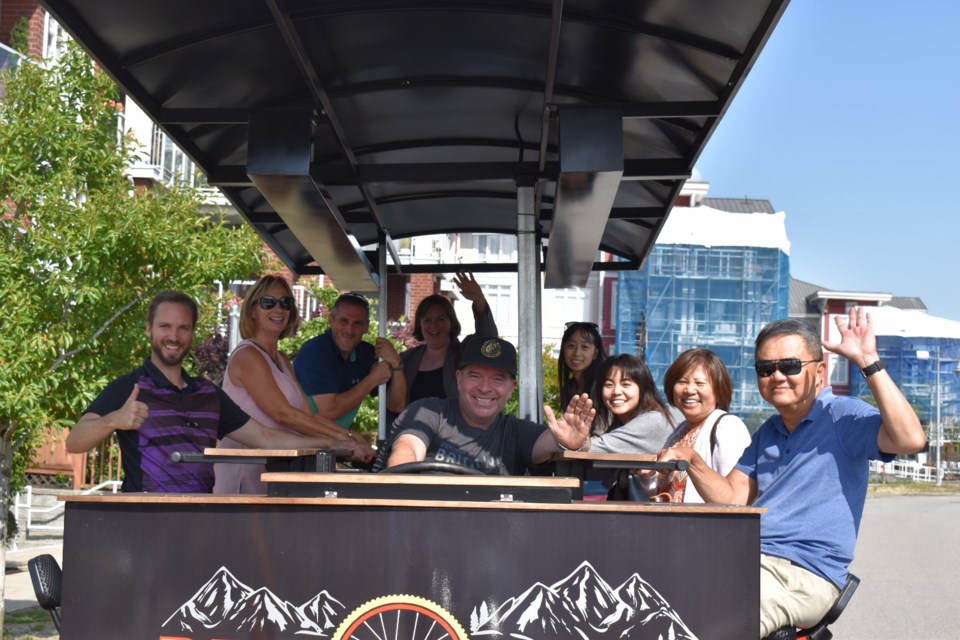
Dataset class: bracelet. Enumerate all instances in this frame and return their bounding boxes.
[559,437,589,452]
[391,365,403,371]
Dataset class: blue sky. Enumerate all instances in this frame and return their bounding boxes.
[694,0,960,322]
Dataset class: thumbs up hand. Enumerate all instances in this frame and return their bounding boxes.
[113,384,149,431]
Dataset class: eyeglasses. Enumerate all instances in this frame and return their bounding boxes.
[754,358,820,377]
[335,292,370,310]
[258,296,295,310]
[565,321,600,333]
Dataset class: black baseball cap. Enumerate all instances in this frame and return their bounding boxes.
[459,337,517,377]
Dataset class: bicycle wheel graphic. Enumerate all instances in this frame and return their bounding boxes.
[333,594,468,640]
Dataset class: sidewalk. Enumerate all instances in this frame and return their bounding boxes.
[4,543,63,612]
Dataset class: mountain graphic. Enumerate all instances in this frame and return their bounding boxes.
[612,573,695,639]
[471,561,698,639]
[227,586,319,634]
[552,561,631,630]
[163,566,254,631]
[162,566,340,637]
[298,590,345,633]
[616,573,664,614]
[497,582,589,638]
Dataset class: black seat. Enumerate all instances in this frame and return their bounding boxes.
[27,553,62,632]
[764,573,860,640]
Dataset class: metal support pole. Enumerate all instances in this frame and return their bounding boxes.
[936,348,942,487]
[378,237,389,441]
[517,182,542,421]
[228,304,241,353]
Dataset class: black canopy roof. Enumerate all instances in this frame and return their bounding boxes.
[43,0,789,291]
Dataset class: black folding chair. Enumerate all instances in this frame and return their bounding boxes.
[765,573,860,640]
[27,553,62,632]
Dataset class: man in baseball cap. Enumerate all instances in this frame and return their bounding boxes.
[385,337,593,475]
[458,336,517,375]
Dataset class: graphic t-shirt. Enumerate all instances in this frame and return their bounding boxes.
[392,397,546,475]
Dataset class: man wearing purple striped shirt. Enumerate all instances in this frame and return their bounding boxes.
[67,290,353,493]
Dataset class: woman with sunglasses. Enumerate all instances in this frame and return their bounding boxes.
[641,349,751,503]
[214,275,374,494]
[587,354,675,454]
[557,321,607,433]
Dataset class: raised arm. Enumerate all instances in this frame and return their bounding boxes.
[822,306,926,454]
[451,271,498,338]
[532,393,595,462]
[66,385,147,453]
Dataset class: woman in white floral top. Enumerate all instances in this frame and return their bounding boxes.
[643,349,751,503]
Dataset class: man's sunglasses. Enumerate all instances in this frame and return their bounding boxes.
[335,292,370,310]
[754,358,820,377]
[565,321,600,333]
[258,296,295,310]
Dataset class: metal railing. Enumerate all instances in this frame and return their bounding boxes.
[13,480,122,536]
[870,460,942,483]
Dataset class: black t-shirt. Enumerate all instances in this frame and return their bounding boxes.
[409,366,446,403]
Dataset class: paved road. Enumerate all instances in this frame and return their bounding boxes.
[829,494,960,639]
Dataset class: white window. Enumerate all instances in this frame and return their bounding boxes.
[484,283,513,326]
[475,234,516,262]
[150,124,202,187]
[547,287,591,326]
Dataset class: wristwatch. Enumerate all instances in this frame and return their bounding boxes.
[861,359,886,378]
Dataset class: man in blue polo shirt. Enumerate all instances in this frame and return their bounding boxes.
[294,292,407,429]
[660,308,925,638]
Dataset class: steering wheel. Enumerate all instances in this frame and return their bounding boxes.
[381,460,484,476]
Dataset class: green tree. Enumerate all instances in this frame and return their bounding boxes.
[0,39,263,621]
[502,344,561,419]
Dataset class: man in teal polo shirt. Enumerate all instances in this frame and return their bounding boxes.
[294,292,407,429]
[661,308,925,638]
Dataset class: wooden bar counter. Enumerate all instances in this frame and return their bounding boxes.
[58,476,762,640]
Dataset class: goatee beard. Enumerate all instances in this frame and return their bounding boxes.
[153,344,188,367]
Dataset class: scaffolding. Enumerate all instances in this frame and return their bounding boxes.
[850,335,960,442]
[616,243,789,422]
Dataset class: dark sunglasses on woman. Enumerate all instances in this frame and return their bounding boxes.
[258,295,295,310]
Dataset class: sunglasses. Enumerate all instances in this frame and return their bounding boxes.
[336,292,370,310]
[258,296,295,310]
[565,321,600,333]
[754,358,820,377]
